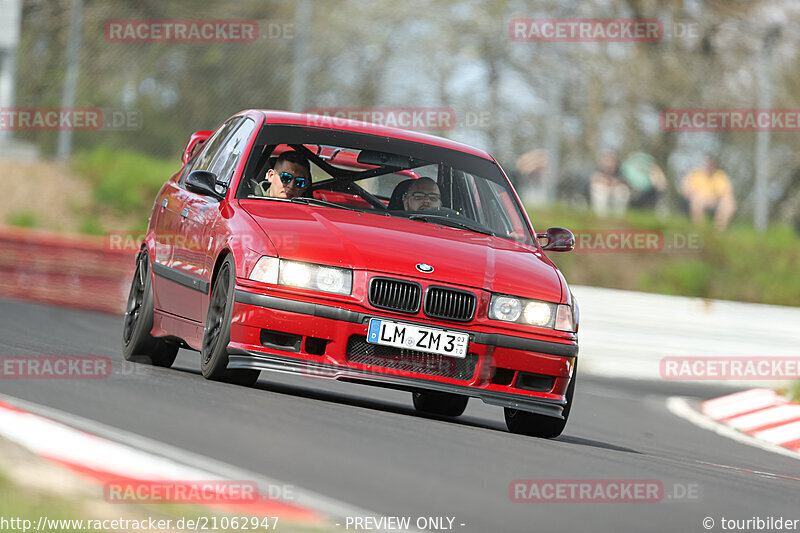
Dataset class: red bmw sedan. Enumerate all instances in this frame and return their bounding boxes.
[122,110,579,438]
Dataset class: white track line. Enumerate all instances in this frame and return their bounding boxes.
[0,393,425,532]
[666,396,800,461]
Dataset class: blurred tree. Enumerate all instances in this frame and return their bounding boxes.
[10,0,800,224]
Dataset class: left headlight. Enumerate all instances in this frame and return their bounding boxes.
[488,294,575,332]
[249,256,352,295]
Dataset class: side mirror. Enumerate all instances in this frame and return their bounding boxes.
[537,227,575,252]
[182,130,213,165]
[186,170,225,200]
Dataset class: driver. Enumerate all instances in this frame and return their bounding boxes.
[403,177,442,211]
[263,151,311,198]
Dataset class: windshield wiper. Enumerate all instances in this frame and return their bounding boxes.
[289,196,362,211]
[407,214,496,236]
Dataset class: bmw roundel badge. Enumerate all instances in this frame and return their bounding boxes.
[416,263,434,273]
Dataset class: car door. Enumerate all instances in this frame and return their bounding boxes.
[151,181,184,316]
[155,119,240,321]
[195,118,257,323]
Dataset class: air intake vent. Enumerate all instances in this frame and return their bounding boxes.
[346,335,478,380]
[368,277,422,314]
[423,286,476,322]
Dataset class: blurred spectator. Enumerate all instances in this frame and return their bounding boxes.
[514,149,549,206]
[620,151,667,209]
[590,149,630,216]
[680,155,736,231]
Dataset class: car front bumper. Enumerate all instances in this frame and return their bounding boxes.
[227,287,578,418]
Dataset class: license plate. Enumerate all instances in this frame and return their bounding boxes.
[367,318,469,358]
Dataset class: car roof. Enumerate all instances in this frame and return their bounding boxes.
[249,110,495,162]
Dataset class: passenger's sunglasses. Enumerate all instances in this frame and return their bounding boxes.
[277,171,308,189]
[406,192,441,201]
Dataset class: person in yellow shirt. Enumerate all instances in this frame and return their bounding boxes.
[681,155,736,231]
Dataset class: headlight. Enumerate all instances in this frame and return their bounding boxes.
[249,257,352,295]
[316,266,347,293]
[524,301,551,326]
[489,294,574,331]
[281,262,311,287]
[489,296,522,322]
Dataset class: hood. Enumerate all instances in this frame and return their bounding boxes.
[239,200,563,302]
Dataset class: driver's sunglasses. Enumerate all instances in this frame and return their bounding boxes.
[407,192,441,201]
[277,171,308,189]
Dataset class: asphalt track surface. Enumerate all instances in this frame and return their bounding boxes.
[1,298,798,533]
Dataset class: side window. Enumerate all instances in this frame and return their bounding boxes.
[474,178,523,238]
[180,118,241,184]
[208,118,256,185]
[452,171,481,223]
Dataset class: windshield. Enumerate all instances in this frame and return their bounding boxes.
[237,135,533,246]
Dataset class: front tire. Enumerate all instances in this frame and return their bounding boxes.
[122,251,178,367]
[505,362,578,438]
[200,255,260,387]
[412,391,468,417]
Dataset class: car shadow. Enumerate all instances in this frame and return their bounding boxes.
[169,360,642,454]
[555,435,642,454]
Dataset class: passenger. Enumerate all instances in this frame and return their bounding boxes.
[403,177,442,211]
[264,151,311,199]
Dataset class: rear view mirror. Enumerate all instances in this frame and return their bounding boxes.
[537,227,575,252]
[182,130,213,164]
[357,150,417,168]
[186,170,225,200]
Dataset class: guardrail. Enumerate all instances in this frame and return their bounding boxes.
[0,226,135,314]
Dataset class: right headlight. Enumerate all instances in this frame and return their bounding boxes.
[249,256,352,295]
[489,294,575,332]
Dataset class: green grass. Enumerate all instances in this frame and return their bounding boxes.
[528,204,800,306]
[0,471,86,530]
[78,214,106,236]
[789,382,800,404]
[7,211,38,228]
[72,146,178,216]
